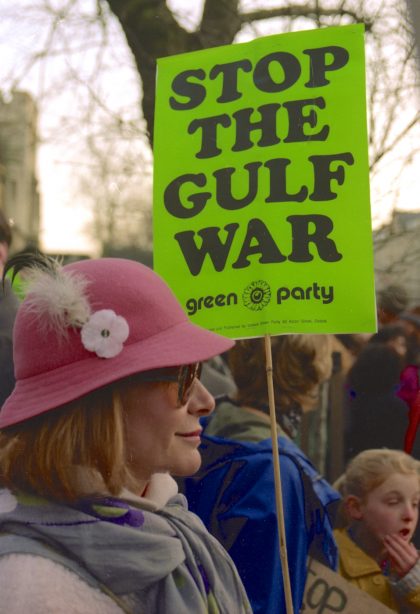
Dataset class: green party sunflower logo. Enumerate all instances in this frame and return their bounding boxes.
[242,280,271,311]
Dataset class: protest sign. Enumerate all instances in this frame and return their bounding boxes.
[153,24,376,339]
[302,559,394,613]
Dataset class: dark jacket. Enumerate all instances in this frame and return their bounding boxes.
[0,279,19,407]
[344,391,413,462]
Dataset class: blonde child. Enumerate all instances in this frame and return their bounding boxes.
[335,449,420,611]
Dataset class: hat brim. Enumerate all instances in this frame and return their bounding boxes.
[0,321,234,428]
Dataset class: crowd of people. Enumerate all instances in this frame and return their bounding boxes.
[1,208,420,612]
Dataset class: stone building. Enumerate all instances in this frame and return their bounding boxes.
[0,91,40,249]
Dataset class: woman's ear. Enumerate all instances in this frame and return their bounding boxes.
[345,495,364,521]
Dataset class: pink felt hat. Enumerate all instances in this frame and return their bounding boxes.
[0,257,234,428]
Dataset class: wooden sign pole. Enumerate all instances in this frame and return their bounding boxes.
[264,334,295,614]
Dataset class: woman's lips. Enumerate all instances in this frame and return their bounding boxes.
[176,429,202,441]
[399,528,411,539]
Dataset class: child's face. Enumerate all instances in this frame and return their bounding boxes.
[359,473,420,544]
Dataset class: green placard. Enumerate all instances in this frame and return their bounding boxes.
[153,24,376,339]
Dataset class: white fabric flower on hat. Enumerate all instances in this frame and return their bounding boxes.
[81,309,129,358]
[0,489,18,514]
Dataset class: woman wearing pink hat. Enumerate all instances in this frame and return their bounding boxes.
[0,254,251,613]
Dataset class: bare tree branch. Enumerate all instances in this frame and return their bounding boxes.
[241,3,373,31]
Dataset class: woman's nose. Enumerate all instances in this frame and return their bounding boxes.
[189,378,215,416]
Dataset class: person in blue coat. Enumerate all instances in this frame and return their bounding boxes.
[180,335,340,614]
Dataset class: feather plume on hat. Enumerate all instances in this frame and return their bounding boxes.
[3,252,91,337]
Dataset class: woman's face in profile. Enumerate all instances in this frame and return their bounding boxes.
[122,376,215,482]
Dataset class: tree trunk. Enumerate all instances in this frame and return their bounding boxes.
[106,0,241,145]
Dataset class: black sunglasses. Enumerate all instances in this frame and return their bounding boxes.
[137,362,202,405]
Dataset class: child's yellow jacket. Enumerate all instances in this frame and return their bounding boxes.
[334,528,420,612]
